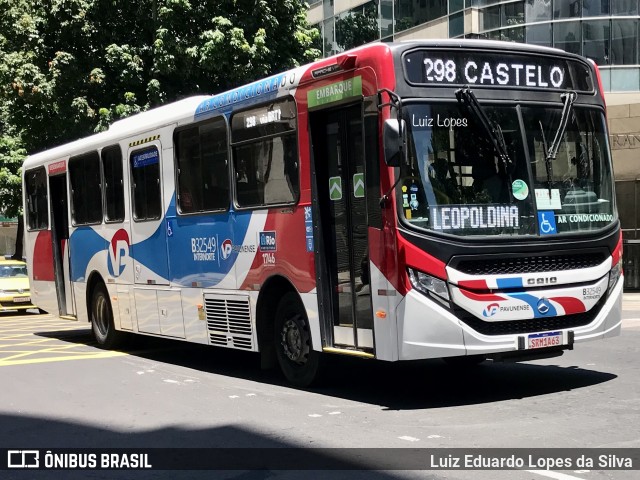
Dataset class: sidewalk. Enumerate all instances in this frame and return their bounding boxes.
[623,291,640,309]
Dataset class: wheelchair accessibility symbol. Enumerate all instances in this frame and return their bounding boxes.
[538,211,557,235]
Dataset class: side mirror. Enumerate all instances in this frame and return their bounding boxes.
[383,119,407,167]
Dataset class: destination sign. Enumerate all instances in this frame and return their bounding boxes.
[430,204,520,232]
[404,50,593,92]
[232,97,296,143]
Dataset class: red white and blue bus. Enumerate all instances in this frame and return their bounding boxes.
[22,40,622,386]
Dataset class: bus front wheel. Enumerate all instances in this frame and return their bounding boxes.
[91,283,122,349]
[274,292,321,387]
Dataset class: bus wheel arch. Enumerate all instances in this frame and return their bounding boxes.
[86,272,123,349]
[85,271,104,322]
[256,277,321,386]
[256,276,294,370]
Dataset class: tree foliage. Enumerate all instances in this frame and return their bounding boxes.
[335,3,378,52]
[0,0,320,223]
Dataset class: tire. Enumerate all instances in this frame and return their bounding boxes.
[91,283,123,349]
[443,355,486,368]
[274,292,321,387]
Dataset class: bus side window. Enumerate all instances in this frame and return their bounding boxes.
[175,117,229,214]
[102,144,125,222]
[130,146,162,221]
[25,167,48,230]
[235,151,262,207]
[69,151,102,226]
[200,119,229,211]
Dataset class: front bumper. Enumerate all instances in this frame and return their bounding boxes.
[395,277,623,360]
[0,294,35,311]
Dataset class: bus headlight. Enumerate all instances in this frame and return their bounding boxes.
[408,268,450,302]
[608,261,622,295]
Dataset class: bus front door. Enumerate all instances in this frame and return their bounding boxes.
[310,103,374,352]
[48,173,76,317]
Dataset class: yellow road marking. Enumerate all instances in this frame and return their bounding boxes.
[0,316,115,366]
[0,350,128,366]
[0,350,87,354]
[0,333,44,339]
[30,349,98,355]
[0,343,89,362]
[0,350,41,354]
[0,345,75,362]
[0,326,81,333]
[1,339,64,348]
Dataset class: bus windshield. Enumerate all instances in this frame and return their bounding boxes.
[398,101,615,237]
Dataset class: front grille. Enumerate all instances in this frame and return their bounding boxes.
[453,251,607,276]
[454,296,606,336]
[0,301,32,308]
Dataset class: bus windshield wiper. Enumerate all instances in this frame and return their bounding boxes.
[456,87,513,188]
[542,91,577,194]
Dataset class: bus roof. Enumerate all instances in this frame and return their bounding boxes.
[24,96,209,169]
[387,39,573,57]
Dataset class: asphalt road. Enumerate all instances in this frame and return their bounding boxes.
[0,296,638,480]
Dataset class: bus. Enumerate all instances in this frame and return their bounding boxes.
[22,40,623,386]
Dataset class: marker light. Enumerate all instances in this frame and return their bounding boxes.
[587,58,606,108]
[407,268,450,302]
[608,231,623,295]
[608,261,622,296]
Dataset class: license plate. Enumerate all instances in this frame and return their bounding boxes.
[13,297,31,303]
[528,331,562,349]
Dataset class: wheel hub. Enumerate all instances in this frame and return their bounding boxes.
[281,318,305,364]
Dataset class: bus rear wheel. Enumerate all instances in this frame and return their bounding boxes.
[91,283,123,349]
[274,292,321,387]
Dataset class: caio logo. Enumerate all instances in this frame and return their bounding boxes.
[107,229,130,277]
[482,302,500,318]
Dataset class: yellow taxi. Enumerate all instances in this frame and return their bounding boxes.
[0,260,35,313]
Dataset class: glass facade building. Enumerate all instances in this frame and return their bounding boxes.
[308,0,640,91]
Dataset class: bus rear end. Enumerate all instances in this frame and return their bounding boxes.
[383,41,621,362]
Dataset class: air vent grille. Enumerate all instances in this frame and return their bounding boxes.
[204,294,253,350]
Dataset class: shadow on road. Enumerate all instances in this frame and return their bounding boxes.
[34,328,617,411]
[0,414,435,480]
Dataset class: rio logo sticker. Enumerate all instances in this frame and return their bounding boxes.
[259,231,276,266]
[259,231,277,252]
[482,303,500,318]
[107,229,130,277]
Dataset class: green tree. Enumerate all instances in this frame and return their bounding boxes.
[1,0,319,151]
[335,3,379,52]
[0,0,319,257]
[0,118,25,259]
